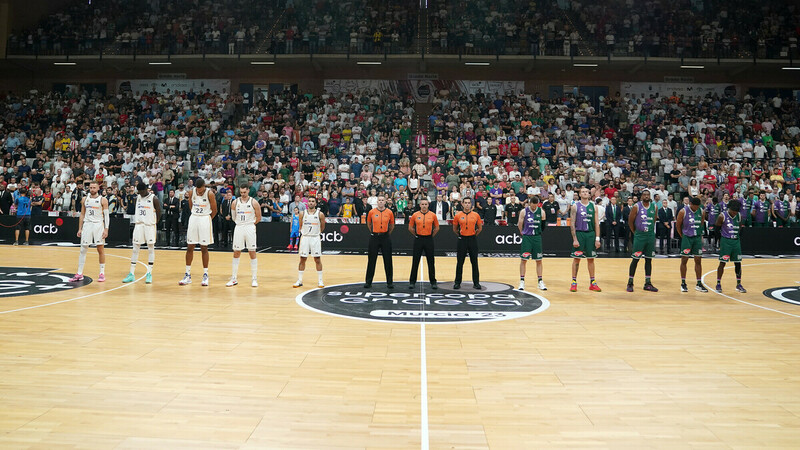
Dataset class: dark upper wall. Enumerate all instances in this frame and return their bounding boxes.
[6,0,74,31]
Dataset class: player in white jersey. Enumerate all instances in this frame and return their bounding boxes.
[294,196,326,288]
[123,182,162,284]
[70,181,110,282]
[226,185,262,287]
[179,178,217,286]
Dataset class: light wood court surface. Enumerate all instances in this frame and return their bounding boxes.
[0,246,799,448]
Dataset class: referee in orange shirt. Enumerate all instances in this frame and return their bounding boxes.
[364,195,395,288]
[408,198,439,289]
[453,197,483,289]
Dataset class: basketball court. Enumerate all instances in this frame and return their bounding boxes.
[0,246,799,448]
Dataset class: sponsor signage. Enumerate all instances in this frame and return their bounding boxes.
[0,216,131,245]
[296,281,549,324]
[0,267,91,298]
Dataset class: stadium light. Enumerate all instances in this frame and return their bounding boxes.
[464,62,490,66]
[356,61,382,65]
[573,63,598,67]
[680,65,704,69]
[53,62,76,66]
[148,62,172,65]
[250,61,275,65]
[782,67,800,70]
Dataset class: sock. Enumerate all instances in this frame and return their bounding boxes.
[645,276,651,284]
[231,257,240,279]
[297,271,304,282]
[590,277,596,284]
[250,258,258,278]
[77,246,88,274]
[628,276,634,284]
[537,276,543,281]
[203,268,208,276]
[572,277,577,283]
[147,246,155,273]
[717,278,721,284]
[697,279,703,285]
[520,276,525,281]
[681,277,686,284]
[130,246,140,274]
[185,265,191,276]
[99,263,105,275]
[318,271,324,285]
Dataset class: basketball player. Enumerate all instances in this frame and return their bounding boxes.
[715,200,746,293]
[518,195,547,291]
[408,197,439,289]
[179,178,217,286]
[293,196,325,288]
[123,182,161,284]
[70,181,110,282]
[227,185,262,287]
[676,196,708,292]
[452,197,483,290]
[627,189,658,292]
[569,186,601,292]
[364,194,395,289]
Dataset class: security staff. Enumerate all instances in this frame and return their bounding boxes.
[164,189,181,247]
[408,198,439,289]
[452,197,483,289]
[364,195,395,289]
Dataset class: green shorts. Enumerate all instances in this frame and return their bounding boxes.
[631,233,656,259]
[571,231,597,259]
[719,237,742,263]
[521,235,543,261]
[680,235,703,257]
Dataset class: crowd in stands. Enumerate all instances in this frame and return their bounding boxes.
[1,84,799,251]
[7,0,799,58]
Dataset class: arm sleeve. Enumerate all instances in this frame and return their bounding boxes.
[104,208,111,228]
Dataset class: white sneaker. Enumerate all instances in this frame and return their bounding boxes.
[178,274,191,285]
[251,278,258,287]
[518,283,525,290]
[293,281,303,288]
[538,280,548,290]
[201,273,209,286]
[226,278,238,287]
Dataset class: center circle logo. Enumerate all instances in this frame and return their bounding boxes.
[296,281,549,324]
[0,267,92,299]
[763,287,800,306]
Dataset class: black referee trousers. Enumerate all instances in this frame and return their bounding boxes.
[454,235,479,284]
[409,235,436,283]
[365,233,393,284]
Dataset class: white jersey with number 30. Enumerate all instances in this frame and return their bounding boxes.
[135,193,157,225]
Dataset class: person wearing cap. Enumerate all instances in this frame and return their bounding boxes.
[676,196,708,293]
[364,194,395,289]
[714,199,746,293]
[408,198,439,289]
[452,197,483,290]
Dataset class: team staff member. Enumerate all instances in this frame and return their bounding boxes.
[453,197,483,290]
[408,198,439,289]
[518,195,547,291]
[676,196,708,293]
[364,194,395,289]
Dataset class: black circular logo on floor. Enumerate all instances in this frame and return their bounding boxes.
[296,281,550,324]
[0,267,92,298]
[763,287,800,306]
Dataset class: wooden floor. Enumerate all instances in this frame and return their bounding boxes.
[0,246,799,449]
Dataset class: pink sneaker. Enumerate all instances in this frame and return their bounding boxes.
[69,274,84,282]
[287,244,293,249]
[98,274,106,282]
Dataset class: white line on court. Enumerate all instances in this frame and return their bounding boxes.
[701,260,800,319]
[420,259,430,450]
[0,249,148,315]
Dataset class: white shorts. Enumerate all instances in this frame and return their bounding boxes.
[298,235,322,258]
[81,221,105,246]
[187,215,214,246]
[132,223,157,246]
[232,224,257,252]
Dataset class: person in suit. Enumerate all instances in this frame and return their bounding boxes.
[164,189,181,247]
[0,182,13,215]
[605,196,624,253]
[657,199,674,254]
[180,192,191,245]
[219,191,235,248]
[432,194,450,221]
[621,197,634,252]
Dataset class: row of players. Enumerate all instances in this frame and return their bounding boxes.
[65,181,747,293]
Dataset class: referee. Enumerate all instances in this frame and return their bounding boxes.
[453,197,483,289]
[408,198,439,289]
[364,195,395,289]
